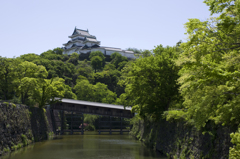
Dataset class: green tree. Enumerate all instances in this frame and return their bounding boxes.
[126,47,142,54]
[53,47,63,55]
[94,66,122,95]
[74,79,116,104]
[93,82,117,104]
[63,85,77,99]
[32,58,53,71]
[110,52,128,69]
[89,51,105,61]
[74,79,94,101]
[89,51,105,66]
[0,57,21,100]
[74,60,93,84]
[14,61,48,104]
[121,46,180,119]
[45,60,75,86]
[141,50,152,57]
[230,128,240,159]
[67,52,79,65]
[91,56,103,73]
[32,78,65,108]
[19,53,41,62]
[40,49,63,60]
[164,0,240,133]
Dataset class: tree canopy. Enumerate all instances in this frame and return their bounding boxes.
[118,46,181,119]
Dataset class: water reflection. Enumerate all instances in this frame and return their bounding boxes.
[2,134,167,159]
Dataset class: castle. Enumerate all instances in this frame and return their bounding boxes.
[63,27,136,58]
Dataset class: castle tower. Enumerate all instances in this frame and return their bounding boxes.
[62,27,136,59]
[63,28,100,55]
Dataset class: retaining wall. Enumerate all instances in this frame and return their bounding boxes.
[130,118,236,159]
[0,102,51,156]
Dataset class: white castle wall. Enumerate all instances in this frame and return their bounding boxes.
[91,48,105,54]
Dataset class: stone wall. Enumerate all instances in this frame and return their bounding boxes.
[0,102,51,156]
[130,118,236,159]
[29,107,51,142]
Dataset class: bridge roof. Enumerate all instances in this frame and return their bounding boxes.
[60,98,132,111]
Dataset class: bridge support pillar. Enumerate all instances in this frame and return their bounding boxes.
[50,109,56,135]
[81,113,84,135]
[109,116,112,135]
[70,111,73,135]
[61,110,64,135]
[120,117,123,135]
[98,115,101,135]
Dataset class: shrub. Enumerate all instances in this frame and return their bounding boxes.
[12,96,21,104]
[3,147,10,153]
[3,102,9,107]
[21,134,28,146]
[229,128,240,159]
[11,103,16,108]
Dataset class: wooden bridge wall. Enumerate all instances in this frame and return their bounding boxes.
[51,102,133,118]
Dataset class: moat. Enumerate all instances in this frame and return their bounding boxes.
[2,133,167,159]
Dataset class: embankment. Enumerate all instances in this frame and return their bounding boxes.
[130,118,236,159]
[0,102,52,156]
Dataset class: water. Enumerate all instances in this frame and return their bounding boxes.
[2,134,167,159]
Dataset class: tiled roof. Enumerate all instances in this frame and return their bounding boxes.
[86,38,98,43]
[124,50,134,54]
[104,47,122,51]
[76,29,90,36]
[60,98,131,110]
[72,37,85,41]
[91,44,100,48]
[81,44,89,49]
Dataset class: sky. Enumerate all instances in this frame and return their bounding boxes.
[0,0,214,58]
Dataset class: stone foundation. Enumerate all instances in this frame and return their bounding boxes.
[130,118,236,159]
[0,102,51,156]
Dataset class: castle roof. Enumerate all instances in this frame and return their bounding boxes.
[71,27,96,37]
[85,37,99,43]
[75,29,90,36]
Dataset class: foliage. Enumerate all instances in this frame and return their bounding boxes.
[63,85,77,99]
[74,60,93,83]
[32,77,65,108]
[12,96,21,104]
[93,66,122,94]
[126,47,142,54]
[110,52,128,69]
[171,0,240,129]
[163,110,188,122]
[120,45,180,119]
[1,47,138,107]
[40,48,63,60]
[117,61,128,71]
[230,128,240,159]
[21,134,28,146]
[141,50,152,57]
[67,52,79,65]
[89,50,105,66]
[90,56,103,73]
[14,61,48,104]
[0,57,21,100]
[84,114,99,131]
[74,79,117,104]
[19,53,41,62]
